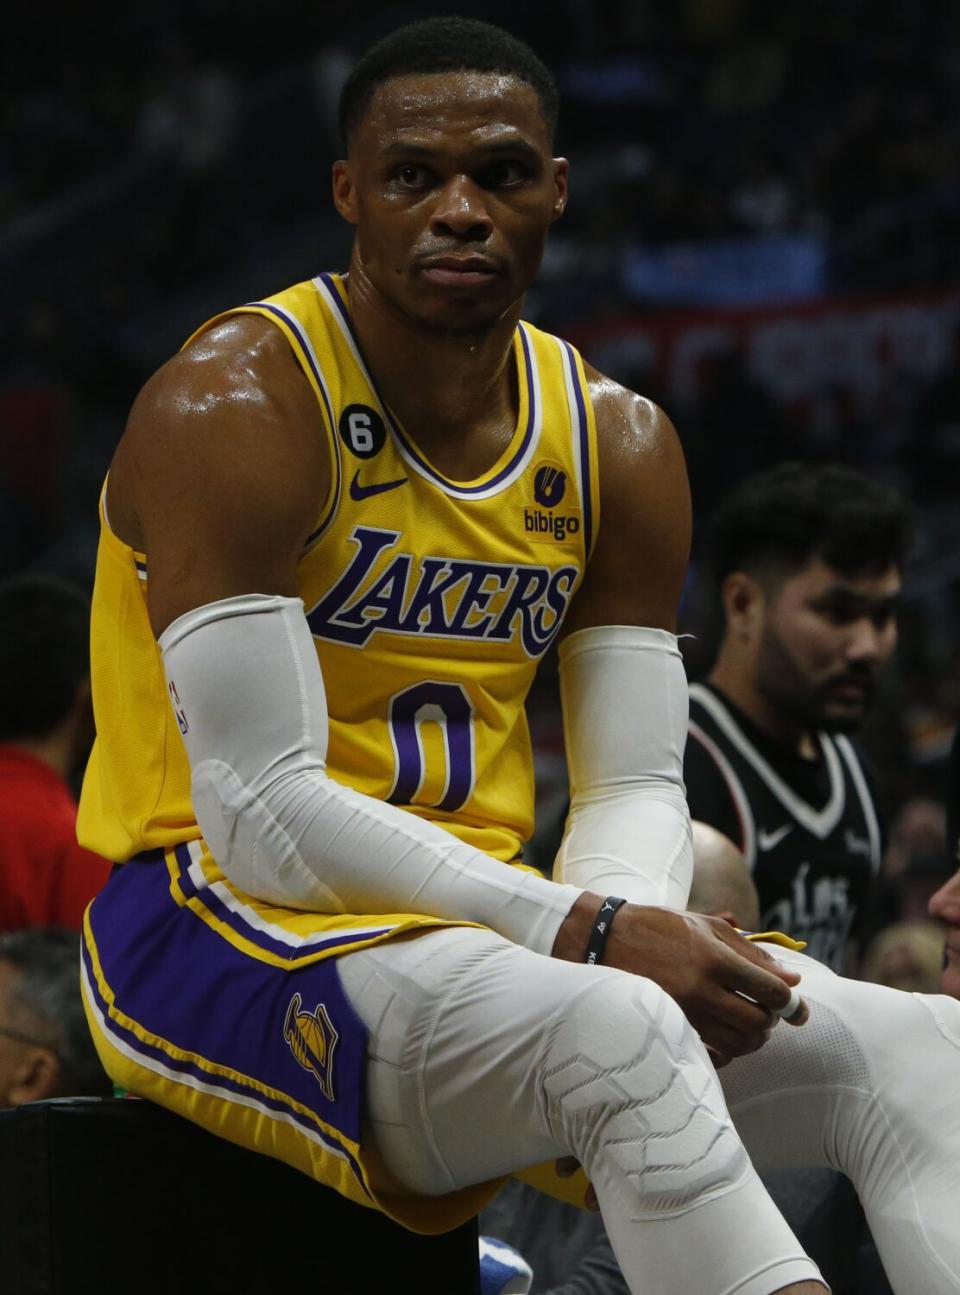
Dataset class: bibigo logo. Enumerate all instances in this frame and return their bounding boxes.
[526,462,580,542]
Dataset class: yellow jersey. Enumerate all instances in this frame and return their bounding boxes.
[78,272,600,955]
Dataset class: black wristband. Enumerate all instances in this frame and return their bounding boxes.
[585,896,627,966]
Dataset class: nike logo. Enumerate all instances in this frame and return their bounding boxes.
[349,470,408,502]
[757,823,793,851]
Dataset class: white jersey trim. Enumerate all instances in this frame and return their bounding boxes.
[688,684,846,839]
[246,296,343,550]
[687,719,758,868]
[834,734,883,872]
[184,841,402,951]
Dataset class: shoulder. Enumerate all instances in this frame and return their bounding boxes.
[559,360,691,635]
[110,313,326,549]
[127,314,320,461]
[584,362,685,483]
[582,361,690,545]
[109,310,333,633]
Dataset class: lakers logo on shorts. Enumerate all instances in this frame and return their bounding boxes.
[283,992,340,1101]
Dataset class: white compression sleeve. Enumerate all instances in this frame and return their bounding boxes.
[159,594,582,956]
[554,625,693,910]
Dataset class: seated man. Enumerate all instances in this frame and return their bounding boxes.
[78,18,959,1295]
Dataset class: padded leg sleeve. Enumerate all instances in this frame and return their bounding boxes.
[339,929,824,1295]
[722,947,960,1295]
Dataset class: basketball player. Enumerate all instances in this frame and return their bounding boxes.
[685,464,907,972]
[77,19,959,1295]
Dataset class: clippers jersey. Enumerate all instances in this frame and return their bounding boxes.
[685,683,882,971]
[78,273,600,955]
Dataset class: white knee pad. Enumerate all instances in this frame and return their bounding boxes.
[539,973,750,1219]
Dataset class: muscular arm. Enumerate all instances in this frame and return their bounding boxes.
[109,315,326,634]
[549,371,805,1055]
[554,374,693,909]
[561,370,691,639]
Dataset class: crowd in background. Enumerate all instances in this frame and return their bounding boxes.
[3,0,960,1107]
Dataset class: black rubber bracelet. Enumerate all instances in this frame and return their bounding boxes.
[585,896,627,966]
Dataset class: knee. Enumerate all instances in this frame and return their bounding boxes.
[539,973,748,1217]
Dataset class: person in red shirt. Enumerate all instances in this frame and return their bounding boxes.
[0,575,111,929]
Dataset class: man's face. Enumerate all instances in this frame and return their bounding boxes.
[753,558,900,733]
[929,868,960,998]
[333,71,567,335]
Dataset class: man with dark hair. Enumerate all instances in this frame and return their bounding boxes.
[685,463,907,972]
[338,15,559,148]
[76,18,959,1295]
[0,576,111,930]
[0,928,111,1106]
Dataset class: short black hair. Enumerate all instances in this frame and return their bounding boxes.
[339,16,559,149]
[0,574,90,742]
[708,463,911,587]
[0,928,112,1098]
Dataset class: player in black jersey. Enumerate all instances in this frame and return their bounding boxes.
[685,464,909,972]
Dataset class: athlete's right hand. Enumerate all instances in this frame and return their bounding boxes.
[552,895,807,1062]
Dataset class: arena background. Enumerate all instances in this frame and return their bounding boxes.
[4,0,959,849]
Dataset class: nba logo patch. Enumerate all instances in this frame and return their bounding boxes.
[283,992,340,1102]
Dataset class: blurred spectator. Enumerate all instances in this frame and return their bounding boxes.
[684,463,910,974]
[0,927,110,1106]
[882,796,947,881]
[874,796,950,930]
[0,575,111,930]
[860,920,945,994]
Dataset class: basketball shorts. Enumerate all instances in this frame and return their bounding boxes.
[80,848,491,1232]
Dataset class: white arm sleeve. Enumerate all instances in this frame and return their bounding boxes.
[159,594,582,956]
[554,624,693,910]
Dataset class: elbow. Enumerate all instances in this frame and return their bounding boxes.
[190,758,337,910]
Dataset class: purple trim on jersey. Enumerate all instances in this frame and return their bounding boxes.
[252,302,336,436]
[172,844,397,960]
[318,271,354,333]
[561,340,593,557]
[317,272,537,496]
[247,300,340,549]
[84,860,369,1167]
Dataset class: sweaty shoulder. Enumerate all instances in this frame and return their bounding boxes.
[109,313,330,637]
[562,362,691,635]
